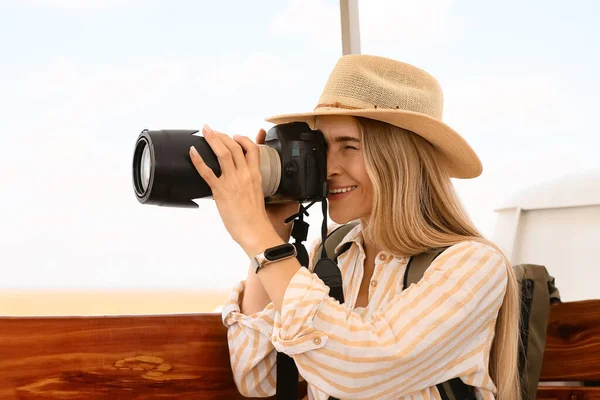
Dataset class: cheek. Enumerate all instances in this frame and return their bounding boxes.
[357,171,373,200]
[352,160,371,190]
[360,180,374,204]
[350,168,373,199]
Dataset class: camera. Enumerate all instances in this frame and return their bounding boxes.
[132,122,329,208]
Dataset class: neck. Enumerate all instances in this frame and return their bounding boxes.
[359,218,382,264]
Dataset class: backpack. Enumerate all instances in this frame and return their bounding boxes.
[310,222,561,400]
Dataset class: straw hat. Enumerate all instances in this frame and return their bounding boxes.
[265,54,482,179]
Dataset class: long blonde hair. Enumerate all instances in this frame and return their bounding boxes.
[355,117,521,400]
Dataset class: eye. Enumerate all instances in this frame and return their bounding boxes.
[344,145,358,150]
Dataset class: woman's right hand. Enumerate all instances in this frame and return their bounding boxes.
[256,128,301,241]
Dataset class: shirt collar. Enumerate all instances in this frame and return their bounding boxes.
[333,221,364,255]
[331,223,410,264]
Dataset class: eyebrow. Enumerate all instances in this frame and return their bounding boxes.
[331,135,360,144]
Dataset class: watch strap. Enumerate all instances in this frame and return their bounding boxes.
[252,243,297,273]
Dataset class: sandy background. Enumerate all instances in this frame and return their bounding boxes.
[0,290,230,316]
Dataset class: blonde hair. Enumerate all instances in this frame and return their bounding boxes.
[355,117,521,400]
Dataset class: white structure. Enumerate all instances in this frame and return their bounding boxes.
[491,169,600,301]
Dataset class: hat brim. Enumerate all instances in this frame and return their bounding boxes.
[265,108,482,179]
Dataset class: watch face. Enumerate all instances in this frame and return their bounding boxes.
[264,244,296,261]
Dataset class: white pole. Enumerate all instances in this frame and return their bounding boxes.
[340,0,361,55]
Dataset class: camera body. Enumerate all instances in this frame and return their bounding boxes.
[262,122,328,204]
[132,122,329,208]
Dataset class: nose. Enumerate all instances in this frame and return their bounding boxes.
[326,149,342,180]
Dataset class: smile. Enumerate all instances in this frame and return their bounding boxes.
[329,185,357,194]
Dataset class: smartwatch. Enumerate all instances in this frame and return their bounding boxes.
[251,243,297,273]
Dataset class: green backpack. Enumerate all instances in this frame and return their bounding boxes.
[312,222,561,400]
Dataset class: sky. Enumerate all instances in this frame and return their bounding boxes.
[1,0,599,290]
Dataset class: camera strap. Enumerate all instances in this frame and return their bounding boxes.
[277,198,344,400]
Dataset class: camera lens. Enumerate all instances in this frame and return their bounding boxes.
[133,136,154,198]
[132,129,223,208]
[131,123,325,208]
[258,145,281,198]
[140,144,151,191]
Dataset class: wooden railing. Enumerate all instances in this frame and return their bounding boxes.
[1,300,599,399]
[536,299,600,400]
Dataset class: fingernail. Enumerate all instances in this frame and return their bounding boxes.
[202,124,212,134]
[190,146,199,157]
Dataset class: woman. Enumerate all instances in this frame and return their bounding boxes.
[190,55,520,399]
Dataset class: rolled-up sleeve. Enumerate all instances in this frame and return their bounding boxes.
[222,233,329,397]
[222,280,279,397]
[271,268,332,354]
[271,240,508,399]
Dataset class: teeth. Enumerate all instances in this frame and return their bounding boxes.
[330,186,357,194]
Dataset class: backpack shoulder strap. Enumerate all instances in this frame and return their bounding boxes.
[403,246,477,400]
[312,222,358,400]
[311,221,359,271]
[403,247,448,289]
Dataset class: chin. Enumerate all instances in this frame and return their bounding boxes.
[329,211,364,226]
[328,211,347,225]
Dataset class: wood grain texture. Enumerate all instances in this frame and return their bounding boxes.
[540,300,600,383]
[537,386,600,400]
[1,299,598,399]
[0,314,251,399]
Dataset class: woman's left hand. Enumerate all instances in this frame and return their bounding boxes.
[189,124,281,256]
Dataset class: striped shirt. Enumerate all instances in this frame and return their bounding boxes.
[222,223,507,399]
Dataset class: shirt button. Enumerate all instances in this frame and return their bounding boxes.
[313,337,321,345]
[371,280,377,287]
